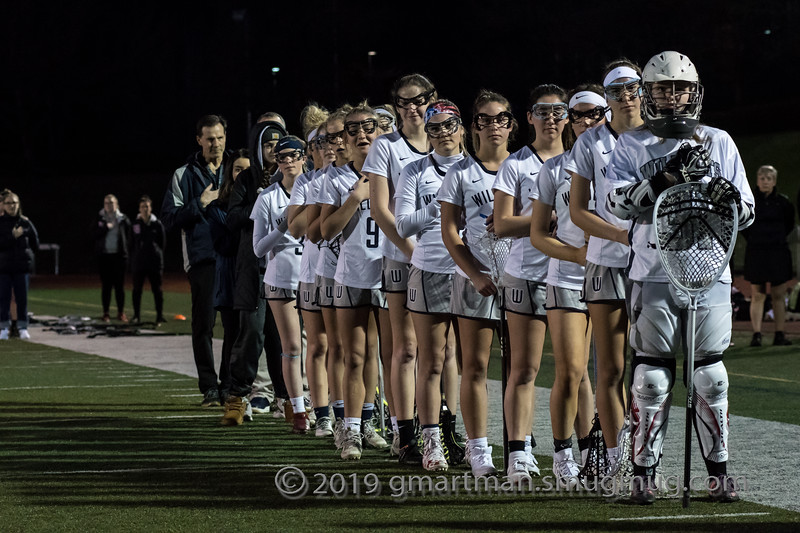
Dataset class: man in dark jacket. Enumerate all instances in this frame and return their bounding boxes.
[221,117,290,425]
[162,114,230,407]
[130,195,166,324]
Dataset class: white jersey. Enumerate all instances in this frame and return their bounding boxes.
[564,123,631,268]
[606,125,754,283]
[250,181,302,290]
[309,165,339,279]
[318,162,382,289]
[362,130,430,263]
[492,145,550,283]
[395,152,464,274]
[289,168,320,284]
[531,152,585,290]
[437,155,498,278]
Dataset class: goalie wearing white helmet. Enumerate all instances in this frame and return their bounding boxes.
[606,51,754,505]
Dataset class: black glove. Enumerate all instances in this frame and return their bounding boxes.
[664,142,711,183]
[707,177,741,206]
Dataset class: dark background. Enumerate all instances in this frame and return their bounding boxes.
[2,1,798,274]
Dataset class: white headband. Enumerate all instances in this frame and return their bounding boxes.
[603,66,640,87]
[307,128,318,143]
[569,91,607,109]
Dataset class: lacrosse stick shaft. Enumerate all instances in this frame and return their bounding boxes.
[378,356,386,438]
[500,301,509,472]
[682,299,698,508]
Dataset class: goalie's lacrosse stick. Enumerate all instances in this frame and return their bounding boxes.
[653,181,738,508]
[477,230,513,469]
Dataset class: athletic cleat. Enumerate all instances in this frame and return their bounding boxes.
[469,445,497,477]
[422,434,449,472]
[340,428,363,460]
[390,432,400,457]
[708,475,740,503]
[439,410,465,466]
[630,475,656,504]
[524,450,541,477]
[250,396,270,414]
[0,328,8,340]
[398,443,423,466]
[553,452,581,489]
[243,398,253,422]
[18,329,31,340]
[315,416,333,437]
[750,332,762,347]
[272,399,286,419]
[201,388,221,408]
[464,441,472,467]
[362,420,389,449]
[292,412,310,434]
[220,396,246,426]
[334,419,346,449]
[774,331,792,346]
[507,458,532,484]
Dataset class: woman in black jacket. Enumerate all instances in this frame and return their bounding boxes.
[130,195,166,323]
[0,191,39,340]
[744,165,796,346]
[94,194,131,322]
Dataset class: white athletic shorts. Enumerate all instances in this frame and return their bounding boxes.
[265,284,296,301]
[315,275,336,308]
[450,272,500,321]
[502,274,547,317]
[406,266,452,315]
[545,285,588,313]
[629,281,731,359]
[297,281,320,312]
[333,283,387,309]
[382,257,410,293]
[582,261,627,303]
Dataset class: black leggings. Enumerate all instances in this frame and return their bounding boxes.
[99,253,126,314]
[132,268,163,318]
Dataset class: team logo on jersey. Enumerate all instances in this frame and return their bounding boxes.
[510,288,524,305]
[408,288,417,302]
[390,269,402,283]
[592,277,602,293]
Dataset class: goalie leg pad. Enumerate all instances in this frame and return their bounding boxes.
[693,360,730,464]
[630,363,673,468]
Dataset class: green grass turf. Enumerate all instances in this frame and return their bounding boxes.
[1,342,799,532]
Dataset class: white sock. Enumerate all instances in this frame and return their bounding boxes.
[345,417,361,433]
[471,436,488,450]
[290,397,305,414]
[391,416,399,433]
[554,448,575,463]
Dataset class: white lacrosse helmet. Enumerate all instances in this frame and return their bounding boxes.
[641,51,704,139]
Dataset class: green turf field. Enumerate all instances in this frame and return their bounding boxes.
[2,287,799,531]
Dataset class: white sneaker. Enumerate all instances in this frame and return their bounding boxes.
[341,428,363,460]
[243,398,253,422]
[390,432,400,456]
[422,434,449,472]
[507,458,532,484]
[334,419,346,449]
[315,416,333,437]
[0,329,9,340]
[464,439,472,466]
[524,447,541,476]
[362,420,388,449]
[470,445,497,477]
[18,329,31,340]
[553,449,581,489]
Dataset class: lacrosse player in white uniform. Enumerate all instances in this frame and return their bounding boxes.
[364,74,434,459]
[439,90,515,477]
[567,59,644,474]
[530,85,608,488]
[492,84,569,482]
[319,104,389,460]
[288,118,337,438]
[395,99,466,471]
[606,51,754,504]
[251,135,307,434]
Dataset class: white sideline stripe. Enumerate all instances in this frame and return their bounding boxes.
[151,414,222,419]
[27,464,286,475]
[609,512,770,521]
[168,394,199,397]
[0,384,155,391]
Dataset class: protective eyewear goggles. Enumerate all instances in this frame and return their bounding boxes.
[326,129,345,145]
[276,150,305,164]
[311,135,328,149]
[605,79,642,101]
[344,118,379,136]
[424,116,461,138]
[473,111,514,130]
[395,89,435,110]
[568,106,608,124]
[378,115,395,130]
[530,103,568,121]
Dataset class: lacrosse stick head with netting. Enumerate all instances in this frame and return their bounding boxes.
[477,231,513,289]
[654,181,738,298]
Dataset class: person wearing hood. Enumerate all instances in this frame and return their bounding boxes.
[94,193,131,323]
[223,116,289,419]
[130,195,166,324]
[161,114,231,407]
